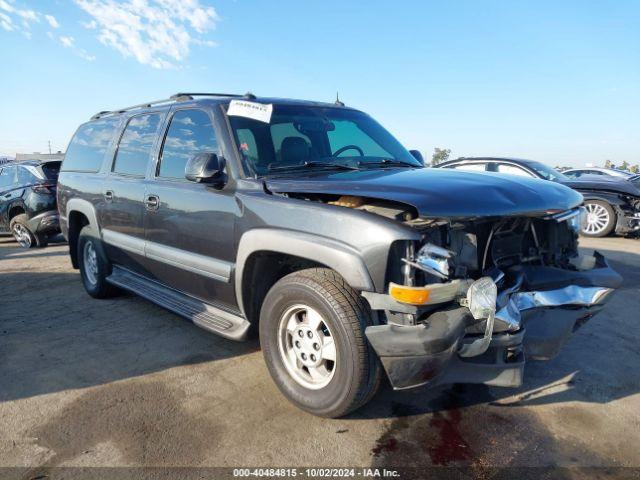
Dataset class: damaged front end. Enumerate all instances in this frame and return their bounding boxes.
[363,207,622,390]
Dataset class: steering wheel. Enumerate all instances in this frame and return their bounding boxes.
[333,145,364,157]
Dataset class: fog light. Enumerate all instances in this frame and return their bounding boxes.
[389,284,430,305]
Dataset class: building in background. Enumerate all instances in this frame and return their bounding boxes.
[15,151,65,162]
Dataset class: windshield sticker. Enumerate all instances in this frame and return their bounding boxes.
[227,100,273,123]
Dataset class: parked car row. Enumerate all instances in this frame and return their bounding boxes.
[0,160,61,247]
[437,157,640,237]
[52,93,622,417]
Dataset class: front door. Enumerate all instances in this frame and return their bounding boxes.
[99,112,164,274]
[143,107,239,310]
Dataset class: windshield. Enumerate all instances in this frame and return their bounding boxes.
[527,161,569,182]
[227,104,421,176]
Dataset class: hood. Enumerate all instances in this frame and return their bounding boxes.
[561,177,640,197]
[265,168,583,218]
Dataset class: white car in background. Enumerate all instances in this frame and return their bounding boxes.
[563,167,635,180]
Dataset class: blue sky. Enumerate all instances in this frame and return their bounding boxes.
[0,0,638,167]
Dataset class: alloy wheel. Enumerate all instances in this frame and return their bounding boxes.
[277,304,337,390]
[83,241,99,286]
[12,223,32,248]
[583,203,610,235]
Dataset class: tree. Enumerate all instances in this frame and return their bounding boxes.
[630,164,639,174]
[431,148,451,166]
[618,160,630,171]
[604,159,613,169]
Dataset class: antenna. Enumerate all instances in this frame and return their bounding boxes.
[335,91,345,107]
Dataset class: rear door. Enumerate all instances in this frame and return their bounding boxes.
[100,112,165,273]
[143,107,239,309]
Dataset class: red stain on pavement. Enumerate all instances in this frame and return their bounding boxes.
[371,437,398,457]
[427,409,473,465]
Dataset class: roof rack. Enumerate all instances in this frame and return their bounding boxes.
[90,92,252,120]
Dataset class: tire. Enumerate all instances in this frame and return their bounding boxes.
[10,214,46,248]
[259,268,381,418]
[582,200,616,237]
[77,225,119,298]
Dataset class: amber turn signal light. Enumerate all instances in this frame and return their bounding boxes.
[389,283,431,305]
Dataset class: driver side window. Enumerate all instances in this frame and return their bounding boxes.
[328,120,390,157]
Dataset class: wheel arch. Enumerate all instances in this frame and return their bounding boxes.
[8,202,26,221]
[66,199,100,268]
[235,229,374,324]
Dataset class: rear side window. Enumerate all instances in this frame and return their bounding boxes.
[159,109,218,179]
[113,113,162,176]
[0,166,16,188]
[62,118,120,172]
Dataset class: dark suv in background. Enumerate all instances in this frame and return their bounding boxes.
[57,93,621,417]
[437,157,640,237]
[0,160,61,247]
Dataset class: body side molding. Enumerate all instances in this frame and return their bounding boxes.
[101,228,233,282]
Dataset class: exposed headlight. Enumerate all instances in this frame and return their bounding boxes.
[568,207,587,233]
[414,243,454,279]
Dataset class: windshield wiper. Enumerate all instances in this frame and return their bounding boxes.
[357,159,416,168]
[268,161,359,173]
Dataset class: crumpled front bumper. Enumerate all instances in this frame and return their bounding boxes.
[27,210,60,235]
[364,252,622,390]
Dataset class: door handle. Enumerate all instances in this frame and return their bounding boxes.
[104,190,114,203]
[145,194,160,211]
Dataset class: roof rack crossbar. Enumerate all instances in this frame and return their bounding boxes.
[90,92,247,120]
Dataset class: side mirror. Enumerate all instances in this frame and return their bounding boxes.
[185,152,225,184]
[409,150,424,165]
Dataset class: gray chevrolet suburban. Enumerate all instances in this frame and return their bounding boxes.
[57,93,622,417]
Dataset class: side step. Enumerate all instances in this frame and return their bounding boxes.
[107,266,251,341]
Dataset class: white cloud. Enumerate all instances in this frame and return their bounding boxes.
[60,35,75,48]
[45,14,59,28]
[74,0,219,69]
[58,34,96,61]
[0,11,13,31]
[0,0,39,32]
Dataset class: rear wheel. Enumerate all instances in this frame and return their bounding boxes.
[259,268,381,418]
[582,201,616,237]
[77,225,119,298]
[10,214,47,248]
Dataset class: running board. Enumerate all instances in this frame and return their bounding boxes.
[107,266,251,341]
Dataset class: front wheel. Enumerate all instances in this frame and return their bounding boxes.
[582,201,616,237]
[259,268,381,418]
